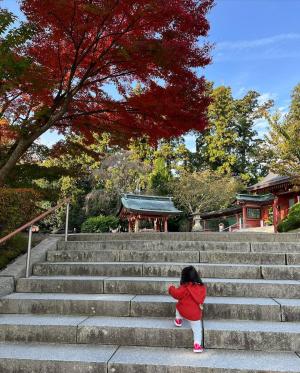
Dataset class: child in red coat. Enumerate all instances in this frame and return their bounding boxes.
[169,266,206,353]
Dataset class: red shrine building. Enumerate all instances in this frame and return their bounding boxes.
[200,173,300,232]
[118,194,182,232]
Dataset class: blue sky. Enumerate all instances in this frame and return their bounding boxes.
[2,0,300,150]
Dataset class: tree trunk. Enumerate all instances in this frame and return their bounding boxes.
[0,136,37,186]
[0,98,70,186]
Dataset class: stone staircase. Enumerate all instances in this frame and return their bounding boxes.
[0,232,299,372]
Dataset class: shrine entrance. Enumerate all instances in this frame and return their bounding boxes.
[118,194,182,233]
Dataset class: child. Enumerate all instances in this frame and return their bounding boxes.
[168,265,206,353]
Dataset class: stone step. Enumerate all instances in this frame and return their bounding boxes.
[78,316,300,351]
[17,276,300,299]
[33,261,300,280]
[57,240,251,252]
[204,319,300,352]
[59,239,300,253]
[47,249,288,265]
[0,314,87,343]
[0,293,291,321]
[0,293,134,316]
[0,343,299,373]
[47,250,200,263]
[108,346,300,373]
[0,313,299,352]
[66,232,300,242]
[0,342,117,373]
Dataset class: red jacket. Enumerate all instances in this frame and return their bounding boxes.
[169,283,206,321]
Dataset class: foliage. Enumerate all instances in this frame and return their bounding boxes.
[194,86,272,184]
[81,215,119,233]
[95,150,151,195]
[278,203,300,232]
[0,233,44,270]
[148,157,171,195]
[0,188,41,235]
[170,170,242,215]
[84,189,118,217]
[0,0,213,184]
[0,234,28,270]
[266,84,300,182]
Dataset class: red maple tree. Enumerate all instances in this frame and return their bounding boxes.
[0,0,213,184]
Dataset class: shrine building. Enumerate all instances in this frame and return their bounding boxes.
[118,194,182,233]
[199,173,300,232]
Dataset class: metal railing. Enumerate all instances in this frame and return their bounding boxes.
[0,199,70,278]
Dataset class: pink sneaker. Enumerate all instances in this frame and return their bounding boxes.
[174,318,182,327]
[193,343,204,353]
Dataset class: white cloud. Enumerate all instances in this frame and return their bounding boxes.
[254,118,270,139]
[217,33,300,51]
[257,92,277,105]
[213,33,300,61]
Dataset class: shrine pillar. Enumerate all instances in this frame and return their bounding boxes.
[273,197,279,233]
[134,218,139,233]
[163,217,168,232]
[242,206,247,229]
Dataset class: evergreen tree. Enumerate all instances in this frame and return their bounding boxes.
[267,83,300,181]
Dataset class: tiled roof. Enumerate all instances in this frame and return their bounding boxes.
[236,193,275,203]
[247,173,290,191]
[120,194,182,215]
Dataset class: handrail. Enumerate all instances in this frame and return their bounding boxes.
[0,199,70,277]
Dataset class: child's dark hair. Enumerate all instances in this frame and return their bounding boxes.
[180,266,204,285]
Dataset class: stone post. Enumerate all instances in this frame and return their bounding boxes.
[192,214,204,232]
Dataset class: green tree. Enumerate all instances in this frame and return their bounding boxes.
[266,83,300,181]
[194,86,272,184]
[197,86,237,174]
[170,170,242,215]
[232,91,272,184]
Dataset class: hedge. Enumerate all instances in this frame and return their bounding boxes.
[0,188,41,236]
[278,203,300,232]
[81,215,119,233]
[0,234,28,270]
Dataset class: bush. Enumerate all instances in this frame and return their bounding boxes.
[0,188,41,236]
[278,203,300,232]
[0,233,44,270]
[81,215,119,233]
[0,234,28,270]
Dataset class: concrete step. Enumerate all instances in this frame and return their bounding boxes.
[33,261,300,280]
[57,240,251,252]
[76,316,300,351]
[0,293,134,316]
[108,346,299,373]
[66,232,300,242]
[0,313,299,352]
[47,250,200,263]
[0,342,117,373]
[0,343,299,373]
[0,314,87,343]
[0,293,290,321]
[108,346,300,373]
[17,276,300,298]
[48,249,288,265]
[204,319,300,351]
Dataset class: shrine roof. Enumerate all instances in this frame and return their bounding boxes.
[118,194,182,216]
[236,193,275,203]
[200,206,242,219]
[247,173,290,192]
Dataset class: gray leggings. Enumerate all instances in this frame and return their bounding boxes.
[176,309,203,344]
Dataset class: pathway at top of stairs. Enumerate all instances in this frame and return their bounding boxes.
[0,233,300,372]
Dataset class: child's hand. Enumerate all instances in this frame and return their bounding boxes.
[200,304,204,310]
